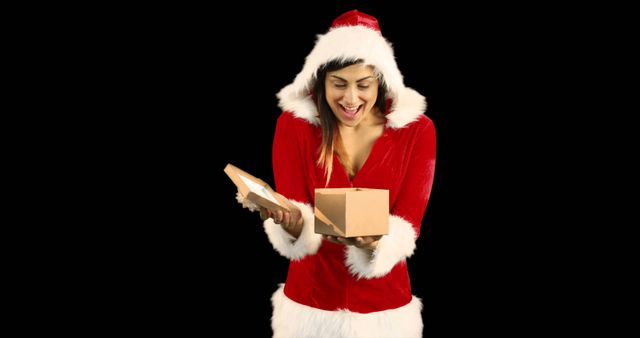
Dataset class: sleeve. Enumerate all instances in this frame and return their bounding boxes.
[346,118,436,279]
[263,112,322,260]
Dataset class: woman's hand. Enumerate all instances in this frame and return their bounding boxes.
[322,235,382,251]
[260,207,303,228]
[259,194,303,238]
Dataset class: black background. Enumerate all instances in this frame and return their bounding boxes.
[94,1,579,336]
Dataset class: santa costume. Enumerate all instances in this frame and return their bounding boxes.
[251,10,436,338]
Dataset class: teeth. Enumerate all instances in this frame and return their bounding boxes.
[343,106,359,114]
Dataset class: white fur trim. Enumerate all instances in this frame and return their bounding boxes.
[385,88,427,129]
[346,215,417,279]
[236,191,259,212]
[276,25,426,129]
[275,87,320,126]
[263,201,322,260]
[271,284,423,338]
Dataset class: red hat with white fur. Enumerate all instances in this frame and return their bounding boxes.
[277,9,426,129]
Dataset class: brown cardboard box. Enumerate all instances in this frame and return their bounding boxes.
[224,163,291,212]
[314,188,389,237]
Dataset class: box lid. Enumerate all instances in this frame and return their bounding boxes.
[224,163,290,212]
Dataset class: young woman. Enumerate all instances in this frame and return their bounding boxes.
[242,10,436,337]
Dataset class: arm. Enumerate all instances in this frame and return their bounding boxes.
[346,118,436,279]
[262,112,322,260]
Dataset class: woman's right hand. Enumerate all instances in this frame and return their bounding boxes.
[260,204,303,238]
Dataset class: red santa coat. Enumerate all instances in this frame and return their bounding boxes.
[259,10,436,338]
[264,109,435,337]
[273,110,435,309]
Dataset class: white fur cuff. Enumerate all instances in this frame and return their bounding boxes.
[346,215,417,279]
[263,201,322,260]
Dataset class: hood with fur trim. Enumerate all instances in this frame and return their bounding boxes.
[276,10,427,129]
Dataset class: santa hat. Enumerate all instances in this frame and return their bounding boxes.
[276,10,426,129]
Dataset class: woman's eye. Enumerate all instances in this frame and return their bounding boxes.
[358,85,370,89]
[334,84,346,88]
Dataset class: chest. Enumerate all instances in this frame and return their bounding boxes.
[306,123,412,204]
[340,124,384,173]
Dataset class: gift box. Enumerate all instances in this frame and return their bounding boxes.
[314,188,389,237]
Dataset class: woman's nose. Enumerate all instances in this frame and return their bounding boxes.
[344,86,358,104]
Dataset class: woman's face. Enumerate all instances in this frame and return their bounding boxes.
[325,63,379,127]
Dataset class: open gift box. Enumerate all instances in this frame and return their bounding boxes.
[314,188,389,237]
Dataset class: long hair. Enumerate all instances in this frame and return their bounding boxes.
[314,59,388,186]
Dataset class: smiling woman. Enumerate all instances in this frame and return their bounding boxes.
[325,63,380,124]
[234,9,436,338]
[316,60,388,181]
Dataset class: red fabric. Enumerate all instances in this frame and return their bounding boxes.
[331,10,381,33]
[272,111,436,313]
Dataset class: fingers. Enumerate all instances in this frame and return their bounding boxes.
[282,212,291,228]
[259,208,276,222]
[354,237,372,249]
[337,237,355,245]
[322,235,341,244]
[259,207,268,221]
[259,207,304,231]
[262,209,288,226]
[274,210,284,224]
[355,236,382,244]
[354,236,381,250]
[322,235,381,249]
[322,235,355,246]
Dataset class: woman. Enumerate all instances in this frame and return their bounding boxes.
[241,10,436,337]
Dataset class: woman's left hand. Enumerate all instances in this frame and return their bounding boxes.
[322,235,382,250]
